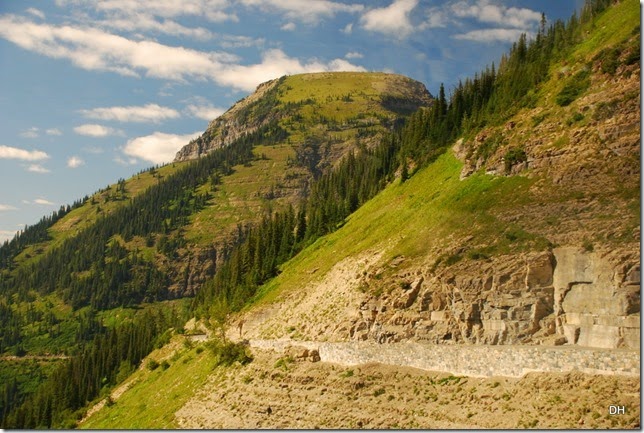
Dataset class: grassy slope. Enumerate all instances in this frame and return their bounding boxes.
[251,0,640,306]
[252,150,545,307]
[184,72,426,246]
[77,3,640,428]
[79,337,220,429]
[12,162,185,269]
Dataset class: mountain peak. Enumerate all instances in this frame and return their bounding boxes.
[174,72,432,162]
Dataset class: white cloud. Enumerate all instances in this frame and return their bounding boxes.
[0,16,365,92]
[214,48,366,92]
[74,124,123,137]
[67,156,85,168]
[123,131,202,164]
[451,0,541,29]
[27,164,51,173]
[453,28,528,43]
[238,0,364,24]
[25,8,45,19]
[0,145,49,161]
[57,0,238,39]
[80,103,180,123]
[34,198,55,205]
[20,127,39,138]
[281,22,296,31]
[218,35,265,49]
[45,128,63,136]
[0,230,18,243]
[96,16,214,40]
[424,6,449,28]
[360,0,418,38]
[341,23,353,34]
[185,105,226,121]
[113,156,139,166]
[0,205,18,211]
[345,51,363,59]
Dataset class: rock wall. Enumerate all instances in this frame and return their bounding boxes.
[346,247,640,350]
[248,339,639,378]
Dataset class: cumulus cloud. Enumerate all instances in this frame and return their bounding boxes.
[34,198,55,205]
[67,156,85,168]
[218,35,265,49]
[45,128,63,136]
[80,103,180,123]
[238,0,363,24]
[451,0,541,29]
[25,8,45,19]
[74,124,123,137]
[341,23,353,34]
[123,131,202,164]
[360,0,419,38]
[345,51,363,59]
[184,104,226,121]
[0,230,18,243]
[0,16,364,92]
[20,127,39,138]
[57,0,237,39]
[281,22,296,31]
[27,164,51,173]
[0,205,18,211]
[453,28,528,42]
[214,48,366,92]
[0,145,49,161]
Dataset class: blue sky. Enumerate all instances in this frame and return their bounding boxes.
[0,0,583,242]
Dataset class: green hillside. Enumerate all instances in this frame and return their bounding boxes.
[1,0,640,429]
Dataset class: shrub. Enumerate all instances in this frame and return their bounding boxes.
[556,69,590,106]
[594,47,620,75]
[146,359,160,371]
[373,388,386,397]
[207,340,253,367]
[504,147,527,173]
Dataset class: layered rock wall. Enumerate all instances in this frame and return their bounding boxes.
[346,248,640,349]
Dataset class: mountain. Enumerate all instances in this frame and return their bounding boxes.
[175,72,432,162]
[0,71,431,427]
[2,0,640,429]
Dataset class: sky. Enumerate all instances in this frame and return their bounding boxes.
[0,0,583,243]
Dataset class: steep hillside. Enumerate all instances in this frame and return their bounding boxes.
[4,0,640,429]
[0,72,430,427]
[237,0,640,350]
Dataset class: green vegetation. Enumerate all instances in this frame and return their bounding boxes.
[80,341,220,429]
[556,68,591,106]
[0,0,638,428]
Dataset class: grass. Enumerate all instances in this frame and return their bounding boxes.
[250,150,546,307]
[79,339,219,429]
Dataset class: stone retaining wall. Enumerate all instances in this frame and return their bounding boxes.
[248,339,639,378]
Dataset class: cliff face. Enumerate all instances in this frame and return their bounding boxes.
[174,78,283,162]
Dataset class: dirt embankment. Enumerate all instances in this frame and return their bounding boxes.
[175,348,640,429]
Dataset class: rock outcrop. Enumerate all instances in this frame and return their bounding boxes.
[346,248,639,349]
[174,78,283,162]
